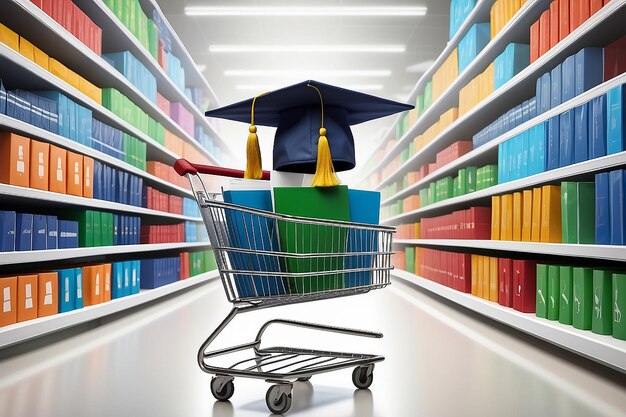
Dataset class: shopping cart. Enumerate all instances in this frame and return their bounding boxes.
[174,159,395,414]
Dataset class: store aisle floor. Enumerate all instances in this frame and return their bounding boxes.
[1,278,625,417]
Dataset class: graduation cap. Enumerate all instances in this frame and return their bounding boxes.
[205,80,413,186]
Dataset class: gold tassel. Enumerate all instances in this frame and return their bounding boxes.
[244,124,262,179]
[310,127,340,187]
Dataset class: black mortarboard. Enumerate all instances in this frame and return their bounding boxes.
[205,80,413,186]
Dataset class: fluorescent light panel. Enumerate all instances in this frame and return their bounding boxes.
[224,69,392,77]
[185,6,427,16]
[236,84,384,91]
[210,45,406,53]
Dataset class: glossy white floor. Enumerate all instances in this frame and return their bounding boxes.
[1,277,625,417]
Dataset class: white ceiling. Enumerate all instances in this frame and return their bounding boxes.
[157,0,450,172]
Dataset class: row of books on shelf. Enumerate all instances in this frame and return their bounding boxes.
[394,246,626,341]
[103,51,157,103]
[0,249,216,328]
[0,212,77,250]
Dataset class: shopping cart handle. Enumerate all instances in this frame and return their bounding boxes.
[174,158,271,180]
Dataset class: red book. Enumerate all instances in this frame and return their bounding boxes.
[447,252,454,288]
[63,0,73,32]
[579,0,590,26]
[603,34,626,81]
[539,10,551,56]
[530,20,541,63]
[550,1,559,48]
[570,0,581,31]
[498,258,513,306]
[590,0,603,14]
[41,0,52,15]
[471,207,492,240]
[459,254,472,293]
[512,260,537,313]
[560,0,570,40]
[31,0,44,8]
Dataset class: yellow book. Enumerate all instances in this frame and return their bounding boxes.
[67,69,81,91]
[48,58,69,83]
[414,222,421,239]
[408,108,418,126]
[491,195,501,240]
[477,255,484,298]
[18,37,35,62]
[500,193,513,241]
[504,0,512,26]
[0,23,19,52]
[531,187,542,242]
[482,256,490,300]
[541,185,562,243]
[489,256,499,302]
[486,63,495,98]
[79,77,102,105]
[33,46,49,71]
[522,189,533,241]
[513,191,523,241]
[490,3,497,39]
[471,254,479,296]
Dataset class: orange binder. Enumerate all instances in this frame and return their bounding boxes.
[513,192,523,241]
[29,140,49,191]
[471,254,479,296]
[66,152,83,197]
[490,256,499,302]
[530,20,540,63]
[17,275,38,322]
[500,194,514,241]
[522,189,533,241]
[0,277,18,327]
[539,10,551,56]
[550,0,560,48]
[0,23,19,52]
[33,46,49,71]
[540,185,562,243]
[531,187,542,242]
[48,145,67,194]
[483,256,491,300]
[83,156,94,198]
[37,272,58,318]
[0,132,30,188]
[82,266,101,307]
[559,0,570,40]
[103,264,112,302]
[491,196,501,240]
[477,255,484,299]
[18,37,35,62]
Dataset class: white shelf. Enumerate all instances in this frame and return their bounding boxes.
[0,183,202,222]
[367,0,626,188]
[0,270,219,349]
[393,269,626,373]
[382,150,626,225]
[381,71,626,206]
[358,0,497,170]
[0,242,211,266]
[0,114,194,199]
[7,0,226,165]
[394,239,626,262]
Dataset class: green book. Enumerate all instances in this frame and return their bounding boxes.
[429,182,436,204]
[397,199,403,214]
[592,269,613,335]
[71,210,94,247]
[536,264,549,318]
[548,265,560,321]
[476,166,484,190]
[573,267,593,330]
[205,250,217,271]
[561,182,578,244]
[403,175,408,189]
[92,211,102,247]
[190,252,201,276]
[613,273,626,340]
[559,266,573,325]
[107,213,115,246]
[466,166,477,193]
[405,247,415,273]
[442,177,453,200]
[273,186,350,293]
[419,188,429,206]
[423,81,433,110]
[577,182,595,244]
[453,176,459,197]
[401,148,409,164]
[409,142,415,157]
[416,94,424,117]
[396,118,404,139]
[484,165,498,188]
[457,168,467,196]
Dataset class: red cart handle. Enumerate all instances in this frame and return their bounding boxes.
[174,158,271,180]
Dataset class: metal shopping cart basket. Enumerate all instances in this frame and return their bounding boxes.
[175,159,395,414]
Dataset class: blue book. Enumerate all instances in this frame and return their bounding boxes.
[0,211,16,252]
[609,170,626,245]
[68,99,77,142]
[536,122,547,173]
[32,214,47,250]
[74,267,84,309]
[590,94,607,159]
[541,73,551,114]
[132,260,141,294]
[536,77,543,116]
[123,261,131,297]
[93,161,102,200]
[562,55,576,102]
[515,104,523,127]
[529,96,537,119]
[111,168,118,203]
[346,190,380,288]
[57,268,75,313]
[112,262,124,299]
[574,103,589,164]
[16,213,33,251]
[0,80,6,114]
[528,127,537,176]
[515,134,523,180]
[596,172,610,245]
[559,109,575,167]
[223,189,285,297]
[575,48,603,96]
[522,100,530,123]
[551,64,562,109]
[547,115,560,170]
[498,142,505,183]
[607,85,625,154]
[521,130,530,178]
[46,216,57,249]
[58,220,78,249]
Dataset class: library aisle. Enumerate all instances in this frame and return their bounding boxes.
[1,276,625,417]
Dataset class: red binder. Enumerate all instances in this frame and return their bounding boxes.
[512,260,537,313]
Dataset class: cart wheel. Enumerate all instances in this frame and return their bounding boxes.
[352,366,374,389]
[265,384,292,414]
[211,377,234,401]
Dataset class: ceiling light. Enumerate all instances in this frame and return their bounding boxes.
[224,70,392,77]
[236,84,384,91]
[185,6,427,17]
[210,45,406,53]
